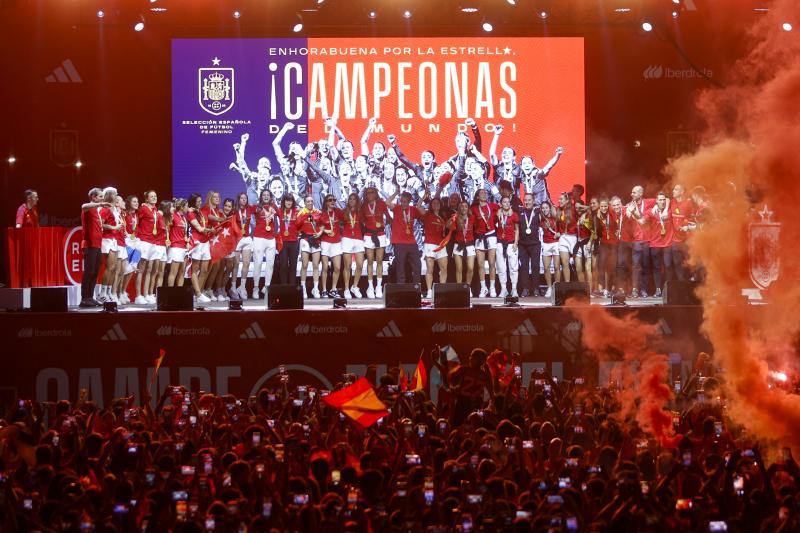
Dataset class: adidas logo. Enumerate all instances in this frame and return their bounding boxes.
[240,322,266,339]
[511,318,538,336]
[17,327,33,338]
[101,323,128,341]
[45,59,83,84]
[294,323,310,335]
[157,325,173,337]
[376,320,402,338]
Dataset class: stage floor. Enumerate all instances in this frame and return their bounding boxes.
[70,295,664,312]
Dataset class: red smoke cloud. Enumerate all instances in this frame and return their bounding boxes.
[568,304,676,445]
[665,0,800,448]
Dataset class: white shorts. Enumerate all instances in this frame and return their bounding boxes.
[341,237,365,254]
[116,246,128,261]
[149,245,167,262]
[321,241,343,258]
[475,234,497,251]
[125,235,138,248]
[424,243,448,260]
[542,242,560,257]
[558,234,578,255]
[300,239,321,254]
[576,239,593,258]
[168,247,187,263]
[101,238,119,254]
[363,234,389,250]
[252,237,277,259]
[190,241,211,261]
[454,242,476,258]
[235,236,253,252]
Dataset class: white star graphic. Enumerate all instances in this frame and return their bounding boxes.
[211,236,220,245]
[212,57,221,66]
[221,227,231,237]
[503,47,512,55]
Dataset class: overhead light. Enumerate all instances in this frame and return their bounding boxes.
[403,10,412,19]
[461,7,478,13]
[75,161,83,168]
[672,0,681,4]
[149,7,166,12]
[134,21,145,32]
[293,22,303,32]
[482,22,493,32]
[7,156,16,164]
[233,10,241,19]
[368,11,377,19]
[672,11,678,18]
[539,11,548,19]
[782,22,793,32]
[614,8,631,13]
[97,10,105,18]
[642,21,653,32]
[317,0,325,4]
[506,0,516,5]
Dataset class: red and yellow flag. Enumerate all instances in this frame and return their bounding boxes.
[410,353,428,392]
[398,364,409,392]
[323,378,389,428]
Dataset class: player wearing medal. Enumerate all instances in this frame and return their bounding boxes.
[233,193,255,299]
[619,185,655,297]
[360,186,390,298]
[251,189,278,299]
[495,196,520,298]
[134,190,162,305]
[187,193,214,304]
[669,184,696,281]
[341,193,366,299]
[109,195,129,304]
[298,195,324,298]
[201,191,228,301]
[166,198,189,288]
[471,188,499,297]
[646,192,674,297]
[387,190,424,285]
[276,194,301,285]
[595,197,620,298]
[539,200,561,298]
[517,193,541,297]
[450,200,477,288]
[120,195,141,304]
[319,194,344,297]
[556,192,579,283]
[422,196,449,298]
[98,187,122,303]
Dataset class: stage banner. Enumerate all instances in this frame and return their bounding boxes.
[172,38,585,202]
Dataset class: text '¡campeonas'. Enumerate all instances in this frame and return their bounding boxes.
[268,61,517,121]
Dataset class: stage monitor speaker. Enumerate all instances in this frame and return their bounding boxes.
[552,281,589,306]
[433,283,471,308]
[267,284,304,310]
[30,287,68,312]
[384,283,421,309]
[663,280,701,305]
[156,285,194,311]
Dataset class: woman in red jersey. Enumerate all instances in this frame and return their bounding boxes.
[595,197,620,298]
[134,190,161,305]
[341,192,365,299]
[539,200,561,298]
[360,186,390,298]
[422,196,449,298]
[214,198,237,298]
[251,189,278,299]
[556,192,578,283]
[98,187,122,303]
[111,195,129,304]
[166,198,189,287]
[319,194,344,297]
[471,188,499,297]
[150,200,171,296]
[276,193,301,286]
[298,195,323,298]
[15,189,39,228]
[233,192,255,299]
[201,191,228,301]
[120,195,140,304]
[188,193,214,304]
[450,200,476,287]
[494,195,519,298]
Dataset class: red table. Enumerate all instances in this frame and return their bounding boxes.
[4,227,72,287]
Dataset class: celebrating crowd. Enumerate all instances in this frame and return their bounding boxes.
[1,347,797,531]
[37,117,707,308]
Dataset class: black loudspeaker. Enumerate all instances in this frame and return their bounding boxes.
[156,285,194,311]
[433,283,471,308]
[384,283,421,309]
[663,280,701,305]
[552,281,589,306]
[30,287,68,312]
[267,284,304,310]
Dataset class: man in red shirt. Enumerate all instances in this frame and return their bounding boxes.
[388,191,424,284]
[669,184,696,281]
[617,185,655,297]
[646,192,674,297]
[79,188,108,307]
[15,190,39,228]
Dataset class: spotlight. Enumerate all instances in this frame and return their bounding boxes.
[614,8,631,14]
[782,23,793,32]
[75,160,83,168]
[672,11,678,18]
[333,297,347,309]
[7,156,15,164]
[233,10,241,19]
[403,10,411,19]
[461,7,478,13]
[292,22,303,32]
[539,11,548,19]
[506,0,516,5]
[134,21,145,32]
[97,10,105,18]
[641,21,653,32]
[368,11,377,19]
[482,22,493,32]
[672,0,681,4]
[317,0,325,4]
[102,301,118,313]
[609,289,627,306]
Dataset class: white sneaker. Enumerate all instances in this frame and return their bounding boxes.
[426,289,433,299]
[197,293,211,303]
[366,285,375,299]
[134,295,148,305]
[479,286,489,298]
[303,286,309,299]
[312,288,320,298]
[511,289,519,298]
[344,289,352,299]
[490,287,498,298]
[499,288,508,298]
[121,293,130,304]
[351,286,362,298]
[250,290,260,300]
[146,295,157,304]
[238,286,248,300]
[545,287,553,298]
[217,290,230,301]
[375,285,383,298]
[261,286,268,296]
[97,293,109,304]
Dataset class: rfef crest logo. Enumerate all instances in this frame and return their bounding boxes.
[199,57,234,116]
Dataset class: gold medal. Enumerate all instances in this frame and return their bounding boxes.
[284,230,289,236]
[266,225,271,231]
[376,222,382,228]
[660,227,666,236]
[406,226,411,235]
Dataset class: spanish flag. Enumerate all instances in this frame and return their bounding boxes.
[398,364,409,392]
[323,378,389,429]
[149,349,166,393]
[410,353,428,392]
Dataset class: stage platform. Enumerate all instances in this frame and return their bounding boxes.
[0,296,734,409]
